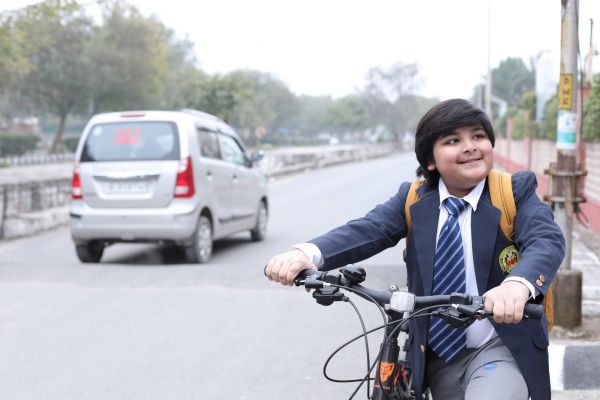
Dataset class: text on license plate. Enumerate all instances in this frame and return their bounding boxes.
[104,181,149,193]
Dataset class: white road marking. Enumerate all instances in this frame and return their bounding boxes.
[549,344,566,391]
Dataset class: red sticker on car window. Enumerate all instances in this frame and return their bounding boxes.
[114,128,141,144]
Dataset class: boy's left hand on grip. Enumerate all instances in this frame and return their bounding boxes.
[483,281,531,324]
[264,249,317,287]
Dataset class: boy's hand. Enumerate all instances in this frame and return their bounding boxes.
[265,249,317,287]
[483,281,530,324]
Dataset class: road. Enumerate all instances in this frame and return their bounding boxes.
[0,152,418,399]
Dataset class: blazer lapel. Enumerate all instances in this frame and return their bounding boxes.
[410,183,440,296]
[471,187,501,295]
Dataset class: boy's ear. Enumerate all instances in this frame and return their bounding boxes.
[427,162,436,171]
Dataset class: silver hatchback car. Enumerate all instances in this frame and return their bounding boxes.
[70,109,268,263]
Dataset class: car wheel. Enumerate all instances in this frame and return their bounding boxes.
[250,201,268,242]
[75,241,104,263]
[185,216,213,263]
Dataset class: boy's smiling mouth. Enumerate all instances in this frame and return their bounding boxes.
[459,158,481,164]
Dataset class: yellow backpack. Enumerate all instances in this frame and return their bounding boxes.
[404,170,554,331]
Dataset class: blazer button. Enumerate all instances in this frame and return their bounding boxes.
[421,345,426,353]
[539,275,546,283]
[536,279,543,287]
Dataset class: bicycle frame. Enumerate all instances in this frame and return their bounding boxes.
[372,315,406,400]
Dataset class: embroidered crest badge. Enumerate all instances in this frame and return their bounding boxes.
[499,245,520,273]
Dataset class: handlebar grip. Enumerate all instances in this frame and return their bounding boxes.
[524,303,544,320]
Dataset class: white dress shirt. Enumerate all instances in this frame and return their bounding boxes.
[293,177,535,349]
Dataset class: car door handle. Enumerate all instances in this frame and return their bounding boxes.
[206,171,213,181]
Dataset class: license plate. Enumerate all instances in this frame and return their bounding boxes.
[104,181,149,194]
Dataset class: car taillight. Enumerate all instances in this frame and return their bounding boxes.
[72,162,82,199]
[174,157,195,198]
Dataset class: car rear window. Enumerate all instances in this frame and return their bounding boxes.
[80,121,180,162]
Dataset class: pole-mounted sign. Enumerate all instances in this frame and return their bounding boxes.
[557,74,577,150]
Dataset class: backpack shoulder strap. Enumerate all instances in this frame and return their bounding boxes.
[487,170,516,242]
[405,180,426,239]
[487,170,554,331]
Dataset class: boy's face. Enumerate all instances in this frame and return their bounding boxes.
[427,124,493,198]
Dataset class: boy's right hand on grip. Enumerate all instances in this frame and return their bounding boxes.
[264,249,317,287]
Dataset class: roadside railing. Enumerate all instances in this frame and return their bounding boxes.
[0,152,75,166]
[258,144,397,178]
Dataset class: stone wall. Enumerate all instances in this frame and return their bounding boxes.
[0,179,72,240]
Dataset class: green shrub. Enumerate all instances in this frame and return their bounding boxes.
[0,133,41,156]
[583,73,600,142]
[540,94,558,141]
[63,136,81,153]
[496,90,540,140]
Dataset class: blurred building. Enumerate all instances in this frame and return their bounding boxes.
[536,52,557,123]
[6,117,40,134]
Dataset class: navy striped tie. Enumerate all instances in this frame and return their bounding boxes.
[429,197,468,363]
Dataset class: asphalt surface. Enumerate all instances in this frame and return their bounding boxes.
[0,153,417,399]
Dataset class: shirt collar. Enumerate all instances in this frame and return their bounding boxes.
[438,178,486,212]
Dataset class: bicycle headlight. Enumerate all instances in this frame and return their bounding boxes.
[389,292,416,313]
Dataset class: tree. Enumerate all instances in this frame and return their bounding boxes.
[491,57,535,107]
[189,71,254,124]
[0,11,32,96]
[362,60,422,145]
[159,33,203,111]
[289,95,333,136]
[189,70,298,145]
[12,0,93,153]
[508,90,538,139]
[325,95,369,134]
[471,57,536,120]
[231,70,298,138]
[84,1,169,116]
[1,4,53,125]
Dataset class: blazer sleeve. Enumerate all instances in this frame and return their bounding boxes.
[508,171,566,297]
[308,182,412,271]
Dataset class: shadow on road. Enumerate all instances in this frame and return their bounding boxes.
[101,236,252,265]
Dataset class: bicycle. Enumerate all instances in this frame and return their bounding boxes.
[290,264,544,400]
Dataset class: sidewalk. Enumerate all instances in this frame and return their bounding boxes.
[549,221,600,397]
[492,161,600,397]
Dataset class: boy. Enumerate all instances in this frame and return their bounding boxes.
[264,99,565,400]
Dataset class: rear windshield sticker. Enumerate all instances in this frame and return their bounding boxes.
[114,128,141,144]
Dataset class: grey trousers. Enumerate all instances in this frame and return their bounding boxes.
[427,336,529,400]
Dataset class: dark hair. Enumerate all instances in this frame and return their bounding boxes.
[414,98,495,185]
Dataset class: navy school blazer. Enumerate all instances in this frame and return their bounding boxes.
[309,171,565,400]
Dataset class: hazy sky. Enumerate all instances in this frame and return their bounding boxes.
[5,0,600,100]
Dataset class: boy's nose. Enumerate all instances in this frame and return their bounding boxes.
[462,140,477,152]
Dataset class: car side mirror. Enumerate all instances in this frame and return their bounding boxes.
[249,150,264,163]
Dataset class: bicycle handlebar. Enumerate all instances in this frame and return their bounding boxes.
[292,266,544,321]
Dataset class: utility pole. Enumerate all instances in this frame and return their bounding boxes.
[545,0,584,328]
[485,0,492,118]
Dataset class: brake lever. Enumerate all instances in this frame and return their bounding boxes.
[293,269,323,286]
